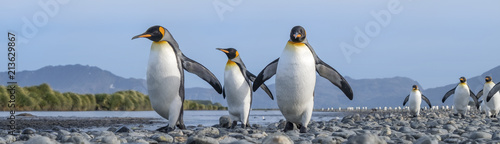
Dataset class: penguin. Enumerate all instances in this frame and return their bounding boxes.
[132,26,222,132]
[252,26,353,133]
[216,48,274,129]
[486,79,500,103]
[477,76,500,117]
[403,85,432,117]
[442,77,478,118]
[479,100,492,117]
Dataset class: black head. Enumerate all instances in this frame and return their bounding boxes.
[460,77,466,83]
[412,85,418,90]
[217,48,239,59]
[132,25,165,42]
[486,76,492,82]
[289,26,306,42]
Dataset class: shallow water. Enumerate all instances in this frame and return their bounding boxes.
[0,110,345,128]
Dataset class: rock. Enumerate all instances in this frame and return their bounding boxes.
[69,128,80,132]
[219,116,232,128]
[62,133,91,144]
[345,133,386,144]
[22,128,36,134]
[4,135,15,143]
[115,126,132,133]
[469,132,492,139]
[262,133,293,144]
[331,129,356,139]
[16,113,35,116]
[25,136,58,144]
[312,136,337,144]
[398,127,414,133]
[187,135,219,144]
[196,127,219,137]
[107,127,117,132]
[380,126,391,136]
[151,134,173,142]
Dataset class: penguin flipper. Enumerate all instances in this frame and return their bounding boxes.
[469,89,479,109]
[476,90,483,100]
[315,60,353,100]
[403,95,409,106]
[253,58,279,92]
[247,71,274,100]
[442,88,455,103]
[222,86,226,99]
[421,94,432,108]
[181,55,223,94]
[487,82,500,102]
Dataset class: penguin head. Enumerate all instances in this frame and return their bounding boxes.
[289,26,306,43]
[460,77,466,83]
[217,48,239,59]
[132,25,174,42]
[412,85,418,90]
[485,76,492,82]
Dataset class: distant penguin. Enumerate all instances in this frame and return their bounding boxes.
[403,85,432,117]
[132,26,222,132]
[442,77,479,118]
[253,26,353,133]
[478,76,500,117]
[217,48,274,128]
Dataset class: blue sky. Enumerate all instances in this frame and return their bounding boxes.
[1,0,499,89]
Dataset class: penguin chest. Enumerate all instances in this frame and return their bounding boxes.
[454,84,470,109]
[147,42,182,119]
[484,82,500,110]
[275,42,316,114]
[224,63,251,117]
[409,91,421,111]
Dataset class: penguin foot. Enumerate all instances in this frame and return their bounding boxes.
[299,125,307,133]
[157,125,175,133]
[284,122,294,132]
[177,123,186,130]
[230,121,238,129]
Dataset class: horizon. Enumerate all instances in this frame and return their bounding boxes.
[1,1,500,89]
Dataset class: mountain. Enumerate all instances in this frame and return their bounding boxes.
[2,64,499,109]
[0,64,147,94]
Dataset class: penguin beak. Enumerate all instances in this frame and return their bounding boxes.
[293,32,301,38]
[216,48,229,53]
[131,33,152,40]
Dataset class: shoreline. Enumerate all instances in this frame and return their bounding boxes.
[1,109,497,143]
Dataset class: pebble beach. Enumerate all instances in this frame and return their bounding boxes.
[1,109,499,144]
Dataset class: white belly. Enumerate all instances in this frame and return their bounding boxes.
[484,82,500,115]
[224,64,251,122]
[275,42,316,124]
[147,42,182,120]
[454,84,470,113]
[409,91,422,114]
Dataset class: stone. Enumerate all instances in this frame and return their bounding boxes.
[25,136,58,144]
[469,132,492,139]
[262,133,293,144]
[151,134,174,142]
[219,116,232,128]
[21,128,36,134]
[196,127,219,137]
[187,135,219,144]
[331,129,356,139]
[345,133,386,144]
[115,126,132,133]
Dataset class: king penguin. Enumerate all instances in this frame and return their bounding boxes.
[403,85,432,117]
[252,26,353,133]
[132,26,222,132]
[478,76,500,117]
[217,48,274,128]
[442,77,478,118]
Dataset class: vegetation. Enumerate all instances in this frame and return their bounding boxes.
[0,83,226,111]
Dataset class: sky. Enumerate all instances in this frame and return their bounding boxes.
[1,0,499,90]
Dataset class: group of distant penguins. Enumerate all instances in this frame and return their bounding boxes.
[131,25,500,133]
[404,76,500,119]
